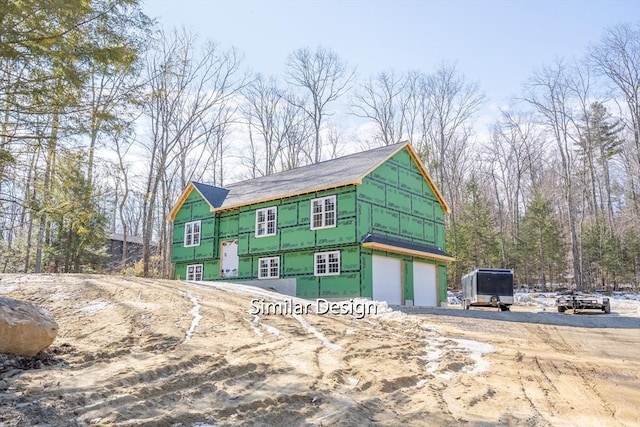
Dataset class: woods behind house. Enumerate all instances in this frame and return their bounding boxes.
[0,2,638,290]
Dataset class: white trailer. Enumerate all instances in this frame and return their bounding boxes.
[461,268,514,311]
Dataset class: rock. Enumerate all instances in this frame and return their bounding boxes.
[0,297,58,357]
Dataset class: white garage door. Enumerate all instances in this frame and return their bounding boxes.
[413,262,437,307]
[372,256,402,305]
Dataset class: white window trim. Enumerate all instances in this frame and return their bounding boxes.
[310,195,337,230]
[186,264,203,281]
[184,220,202,247]
[255,207,278,238]
[258,256,280,279]
[314,251,341,276]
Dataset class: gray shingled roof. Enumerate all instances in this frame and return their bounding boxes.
[217,142,408,209]
[361,233,452,258]
[109,233,157,247]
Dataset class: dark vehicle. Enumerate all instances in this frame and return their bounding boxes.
[461,268,514,311]
[556,292,611,314]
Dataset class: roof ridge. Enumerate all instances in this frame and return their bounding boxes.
[223,141,408,189]
[192,181,226,190]
[169,140,450,220]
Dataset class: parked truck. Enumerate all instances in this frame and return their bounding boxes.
[461,268,514,311]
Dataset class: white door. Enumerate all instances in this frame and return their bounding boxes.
[413,262,437,306]
[221,240,238,278]
[372,256,402,305]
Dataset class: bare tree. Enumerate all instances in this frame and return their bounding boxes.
[201,104,236,187]
[140,29,245,277]
[174,102,238,189]
[485,108,546,266]
[425,61,485,213]
[242,75,313,176]
[523,59,584,289]
[286,46,354,163]
[404,70,432,154]
[242,75,286,176]
[324,123,342,160]
[351,70,409,146]
[111,128,136,268]
[279,93,314,170]
[83,65,141,188]
[350,69,435,156]
[589,22,640,190]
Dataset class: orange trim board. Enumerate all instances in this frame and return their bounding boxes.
[214,181,358,213]
[362,242,456,262]
[167,182,216,222]
[404,143,451,215]
[352,142,450,215]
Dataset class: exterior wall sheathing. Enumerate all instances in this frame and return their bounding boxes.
[172,147,449,304]
[356,150,448,304]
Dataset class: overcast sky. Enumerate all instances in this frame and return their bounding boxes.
[143,0,639,105]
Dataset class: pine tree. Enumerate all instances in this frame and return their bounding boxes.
[518,193,566,289]
[621,226,640,289]
[0,0,150,272]
[577,102,623,230]
[45,149,107,272]
[447,176,500,287]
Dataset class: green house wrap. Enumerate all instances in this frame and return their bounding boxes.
[168,141,454,307]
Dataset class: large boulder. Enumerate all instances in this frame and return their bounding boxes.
[0,297,58,357]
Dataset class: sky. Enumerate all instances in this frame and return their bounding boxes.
[142,0,640,108]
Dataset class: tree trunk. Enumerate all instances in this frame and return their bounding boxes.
[34,111,59,273]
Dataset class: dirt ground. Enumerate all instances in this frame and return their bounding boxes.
[0,274,638,426]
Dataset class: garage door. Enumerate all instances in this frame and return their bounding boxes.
[372,256,402,305]
[413,262,437,307]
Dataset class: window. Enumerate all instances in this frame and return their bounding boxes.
[184,220,201,247]
[258,257,280,279]
[314,251,341,276]
[310,196,336,230]
[186,264,203,281]
[256,207,277,237]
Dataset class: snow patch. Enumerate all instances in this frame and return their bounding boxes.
[422,336,494,380]
[184,292,202,341]
[370,300,408,322]
[423,347,443,362]
[246,315,282,337]
[293,314,341,350]
[451,338,494,375]
[0,284,17,294]
[78,301,111,314]
[262,323,281,337]
[244,317,263,337]
[416,378,429,387]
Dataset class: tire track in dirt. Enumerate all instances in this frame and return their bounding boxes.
[523,325,625,426]
[2,275,638,426]
[514,359,554,427]
[572,362,624,426]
